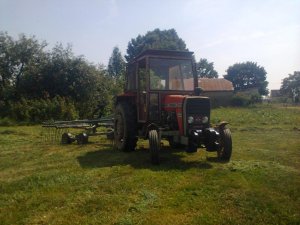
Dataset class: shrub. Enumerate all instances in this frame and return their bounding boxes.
[7,97,79,123]
[231,93,262,107]
[250,93,262,104]
[231,95,250,107]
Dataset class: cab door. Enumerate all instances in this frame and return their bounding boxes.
[137,58,147,122]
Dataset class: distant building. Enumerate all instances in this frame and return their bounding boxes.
[199,78,234,107]
[270,89,282,98]
[238,87,260,95]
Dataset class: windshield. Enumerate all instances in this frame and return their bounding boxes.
[149,58,194,91]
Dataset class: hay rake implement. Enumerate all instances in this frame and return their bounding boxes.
[42,116,114,144]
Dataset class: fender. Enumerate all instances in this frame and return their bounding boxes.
[115,92,136,106]
[217,121,229,130]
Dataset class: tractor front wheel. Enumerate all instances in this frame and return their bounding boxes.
[217,128,232,161]
[187,139,198,153]
[168,137,184,149]
[149,129,160,165]
[114,103,137,152]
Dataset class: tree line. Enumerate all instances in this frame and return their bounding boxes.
[0,28,298,123]
[0,32,117,122]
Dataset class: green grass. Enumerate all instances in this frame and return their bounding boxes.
[0,104,300,225]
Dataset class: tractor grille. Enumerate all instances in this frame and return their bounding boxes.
[185,97,211,130]
[185,97,210,115]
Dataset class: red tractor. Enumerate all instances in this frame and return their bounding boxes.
[114,49,232,164]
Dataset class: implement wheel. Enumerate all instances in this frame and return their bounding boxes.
[114,103,137,152]
[217,128,232,161]
[149,129,160,165]
[61,133,73,144]
[76,133,88,145]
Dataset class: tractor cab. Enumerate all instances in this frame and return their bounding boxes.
[125,50,197,123]
[115,49,232,164]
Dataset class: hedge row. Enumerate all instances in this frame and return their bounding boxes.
[0,96,78,124]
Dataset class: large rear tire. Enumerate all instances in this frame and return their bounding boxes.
[149,129,160,165]
[217,128,232,161]
[114,103,137,152]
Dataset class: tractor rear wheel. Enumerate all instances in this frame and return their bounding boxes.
[149,129,160,165]
[114,103,137,152]
[217,128,232,161]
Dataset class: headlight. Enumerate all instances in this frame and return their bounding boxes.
[202,116,209,124]
[188,116,194,124]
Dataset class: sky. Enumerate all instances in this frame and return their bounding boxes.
[0,0,299,90]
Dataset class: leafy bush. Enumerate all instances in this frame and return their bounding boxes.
[250,93,262,104]
[6,96,78,123]
[231,95,250,106]
[231,93,262,107]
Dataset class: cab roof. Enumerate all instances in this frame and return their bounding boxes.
[132,49,194,62]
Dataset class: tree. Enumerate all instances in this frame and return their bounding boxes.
[196,58,218,78]
[0,32,47,100]
[125,28,188,62]
[107,46,126,80]
[224,61,268,95]
[39,43,111,117]
[280,71,300,103]
[0,32,14,91]
[0,32,113,119]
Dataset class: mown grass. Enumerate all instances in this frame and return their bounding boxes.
[0,104,299,225]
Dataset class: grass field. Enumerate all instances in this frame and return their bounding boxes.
[0,104,300,225]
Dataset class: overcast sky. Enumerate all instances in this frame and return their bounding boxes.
[1,0,299,90]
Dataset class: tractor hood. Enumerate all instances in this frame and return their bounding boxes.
[162,95,211,136]
[162,95,185,110]
[162,95,186,135]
